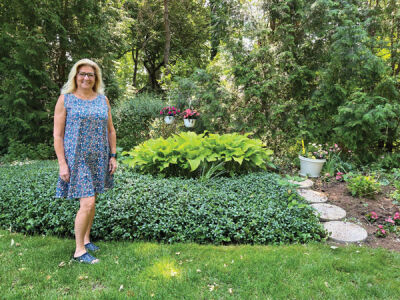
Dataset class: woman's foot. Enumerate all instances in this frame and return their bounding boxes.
[73,252,99,264]
[84,242,100,252]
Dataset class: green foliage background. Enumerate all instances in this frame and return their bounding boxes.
[1,0,399,164]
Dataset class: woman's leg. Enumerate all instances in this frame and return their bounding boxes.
[83,194,97,245]
[74,196,97,259]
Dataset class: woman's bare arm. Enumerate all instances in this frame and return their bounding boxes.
[53,94,69,181]
[105,96,117,154]
[105,96,117,175]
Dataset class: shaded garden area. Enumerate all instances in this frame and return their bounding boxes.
[1,1,400,297]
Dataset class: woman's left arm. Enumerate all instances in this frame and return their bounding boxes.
[106,96,117,174]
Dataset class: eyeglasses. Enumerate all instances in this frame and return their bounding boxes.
[77,72,95,78]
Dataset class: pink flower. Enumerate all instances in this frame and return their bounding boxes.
[369,211,378,219]
[335,144,338,148]
[394,212,400,220]
[385,217,395,224]
[381,229,386,234]
[378,225,383,229]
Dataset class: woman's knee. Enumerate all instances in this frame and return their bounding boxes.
[80,196,96,212]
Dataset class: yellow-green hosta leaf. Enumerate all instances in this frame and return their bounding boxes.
[188,158,202,171]
[250,155,264,166]
[233,156,244,165]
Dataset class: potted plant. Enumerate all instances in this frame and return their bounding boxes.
[299,140,328,177]
[182,108,199,128]
[160,106,180,124]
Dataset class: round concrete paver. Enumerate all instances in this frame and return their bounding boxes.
[297,189,328,203]
[311,203,346,221]
[323,221,368,243]
[288,179,313,189]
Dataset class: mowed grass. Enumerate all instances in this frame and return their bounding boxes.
[1,230,399,299]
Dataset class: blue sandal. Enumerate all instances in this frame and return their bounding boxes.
[85,242,100,252]
[73,252,99,264]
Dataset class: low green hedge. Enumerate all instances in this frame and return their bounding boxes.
[0,161,326,244]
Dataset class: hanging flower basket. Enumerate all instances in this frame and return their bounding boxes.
[184,118,196,128]
[160,106,179,125]
[182,108,199,128]
[164,116,175,124]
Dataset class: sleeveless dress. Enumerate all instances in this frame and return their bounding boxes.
[55,93,114,199]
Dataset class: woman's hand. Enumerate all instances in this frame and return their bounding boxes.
[59,163,70,182]
[109,157,118,175]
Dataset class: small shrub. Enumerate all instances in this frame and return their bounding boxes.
[372,153,400,170]
[0,140,54,163]
[0,161,326,244]
[112,93,164,150]
[346,175,381,198]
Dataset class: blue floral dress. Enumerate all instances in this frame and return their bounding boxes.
[55,93,114,199]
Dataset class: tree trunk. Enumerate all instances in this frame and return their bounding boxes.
[163,0,171,75]
[57,0,68,88]
[132,47,139,87]
[210,0,219,60]
[143,60,163,92]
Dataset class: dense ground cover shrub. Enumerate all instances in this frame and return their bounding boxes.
[123,131,274,178]
[0,161,325,244]
[112,93,164,150]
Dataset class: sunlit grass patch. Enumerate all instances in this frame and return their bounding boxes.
[143,257,182,280]
[1,230,400,299]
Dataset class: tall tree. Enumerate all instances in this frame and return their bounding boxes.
[0,0,125,155]
[120,0,209,92]
[163,0,171,75]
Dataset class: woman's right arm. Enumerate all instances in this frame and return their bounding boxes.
[53,95,69,182]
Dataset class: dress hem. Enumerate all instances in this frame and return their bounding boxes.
[55,186,114,200]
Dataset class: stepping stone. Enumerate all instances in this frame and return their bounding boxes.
[297,189,328,203]
[311,203,346,221]
[323,221,368,243]
[288,179,313,189]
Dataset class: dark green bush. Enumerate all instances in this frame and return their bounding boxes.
[112,93,164,150]
[0,161,326,244]
[0,140,55,163]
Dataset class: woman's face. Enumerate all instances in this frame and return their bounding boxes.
[76,65,96,91]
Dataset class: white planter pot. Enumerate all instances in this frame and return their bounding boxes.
[184,118,196,128]
[164,116,175,124]
[299,155,326,178]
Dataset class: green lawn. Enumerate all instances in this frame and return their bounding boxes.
[1,230,399,299]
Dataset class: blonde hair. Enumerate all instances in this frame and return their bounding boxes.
[61,58,105,95]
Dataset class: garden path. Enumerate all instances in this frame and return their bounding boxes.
[292,180,368,244]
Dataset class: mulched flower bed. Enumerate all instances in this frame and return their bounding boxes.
[313,180,400,252]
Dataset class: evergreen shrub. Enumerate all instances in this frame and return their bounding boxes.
[112,93,164,150]
[0,140,55,163]
[0,161,326,244]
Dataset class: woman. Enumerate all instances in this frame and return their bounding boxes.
[54,58,117,264]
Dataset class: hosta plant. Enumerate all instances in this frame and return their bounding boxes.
[122,131,274,178]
